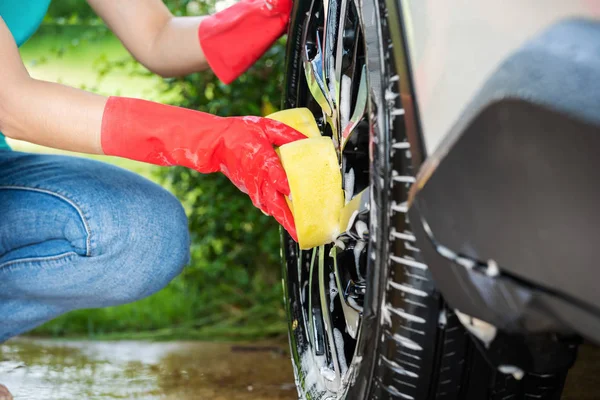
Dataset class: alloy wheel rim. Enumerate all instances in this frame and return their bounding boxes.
[292,0,370,392]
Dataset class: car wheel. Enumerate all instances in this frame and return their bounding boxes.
[280,0,571,398]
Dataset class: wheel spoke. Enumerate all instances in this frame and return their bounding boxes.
[323,0,342,107]
[333,248,361,339]
[323,0,344,145]
[334,0,351,132]
[341,64,367,149]
[333,0,349,104]
[308,248,327,356]
[304,49,331,116]
[318,245,343,390]
[302,3,333,117]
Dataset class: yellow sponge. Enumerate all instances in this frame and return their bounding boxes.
[268,109,344,249]
[278,137,343,249]
[267,108,321,138]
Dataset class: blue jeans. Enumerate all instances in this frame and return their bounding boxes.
[0,151,190,342]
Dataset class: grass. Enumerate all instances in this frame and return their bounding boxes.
[26,269,287,341]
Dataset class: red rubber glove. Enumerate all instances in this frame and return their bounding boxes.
[198,0,292,84]
[101,97,304,240]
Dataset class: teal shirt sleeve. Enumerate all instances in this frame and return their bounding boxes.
[0,0,52,47]
[0,136,9,151]
[0,0,52,150]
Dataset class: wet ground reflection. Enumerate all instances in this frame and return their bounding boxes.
[0,338,296,399]
[2,338,599,399]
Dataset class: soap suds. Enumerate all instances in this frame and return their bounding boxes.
[455,309,497,348]
[498,365,524,381]
[333,328,348,375]
[391,333,423,351]
[486,259,500,277]
[344,168,355,204]
[340,75,352,131]
[438,309,447,328]
[382,356,419,378]
[329,272,338,313]
[387,304,426,324]
[355,220,368,239]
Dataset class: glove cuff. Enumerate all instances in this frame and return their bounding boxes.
[100,96,223,170]
[198,0,291,84]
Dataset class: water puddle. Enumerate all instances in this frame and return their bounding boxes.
[0,338,296,399]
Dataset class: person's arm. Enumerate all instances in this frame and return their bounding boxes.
[0,16,106,153]
[0,17,302,238]
[86,0,208,77]
[87,0,292,83]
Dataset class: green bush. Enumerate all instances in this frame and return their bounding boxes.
[155,41,288,338]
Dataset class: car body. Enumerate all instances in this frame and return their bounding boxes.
[407,0,600,371]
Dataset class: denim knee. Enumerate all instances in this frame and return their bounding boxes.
[92,183,190,306]
[0,153,191,321]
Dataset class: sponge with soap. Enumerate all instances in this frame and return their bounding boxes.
[278,137,344,249]
[268,109,344,249]
[267,108,321,138]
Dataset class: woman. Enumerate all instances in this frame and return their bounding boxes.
[0,1,301,396]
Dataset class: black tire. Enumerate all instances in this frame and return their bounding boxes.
[281,0,572,398]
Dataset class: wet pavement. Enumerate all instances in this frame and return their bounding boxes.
[1,338,599,399]
[0,338,297,400]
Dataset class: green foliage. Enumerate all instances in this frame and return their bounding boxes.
[154,39,288,339]
[29,1,289,340]
[46,1,97,24]
[45,0,214,24]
